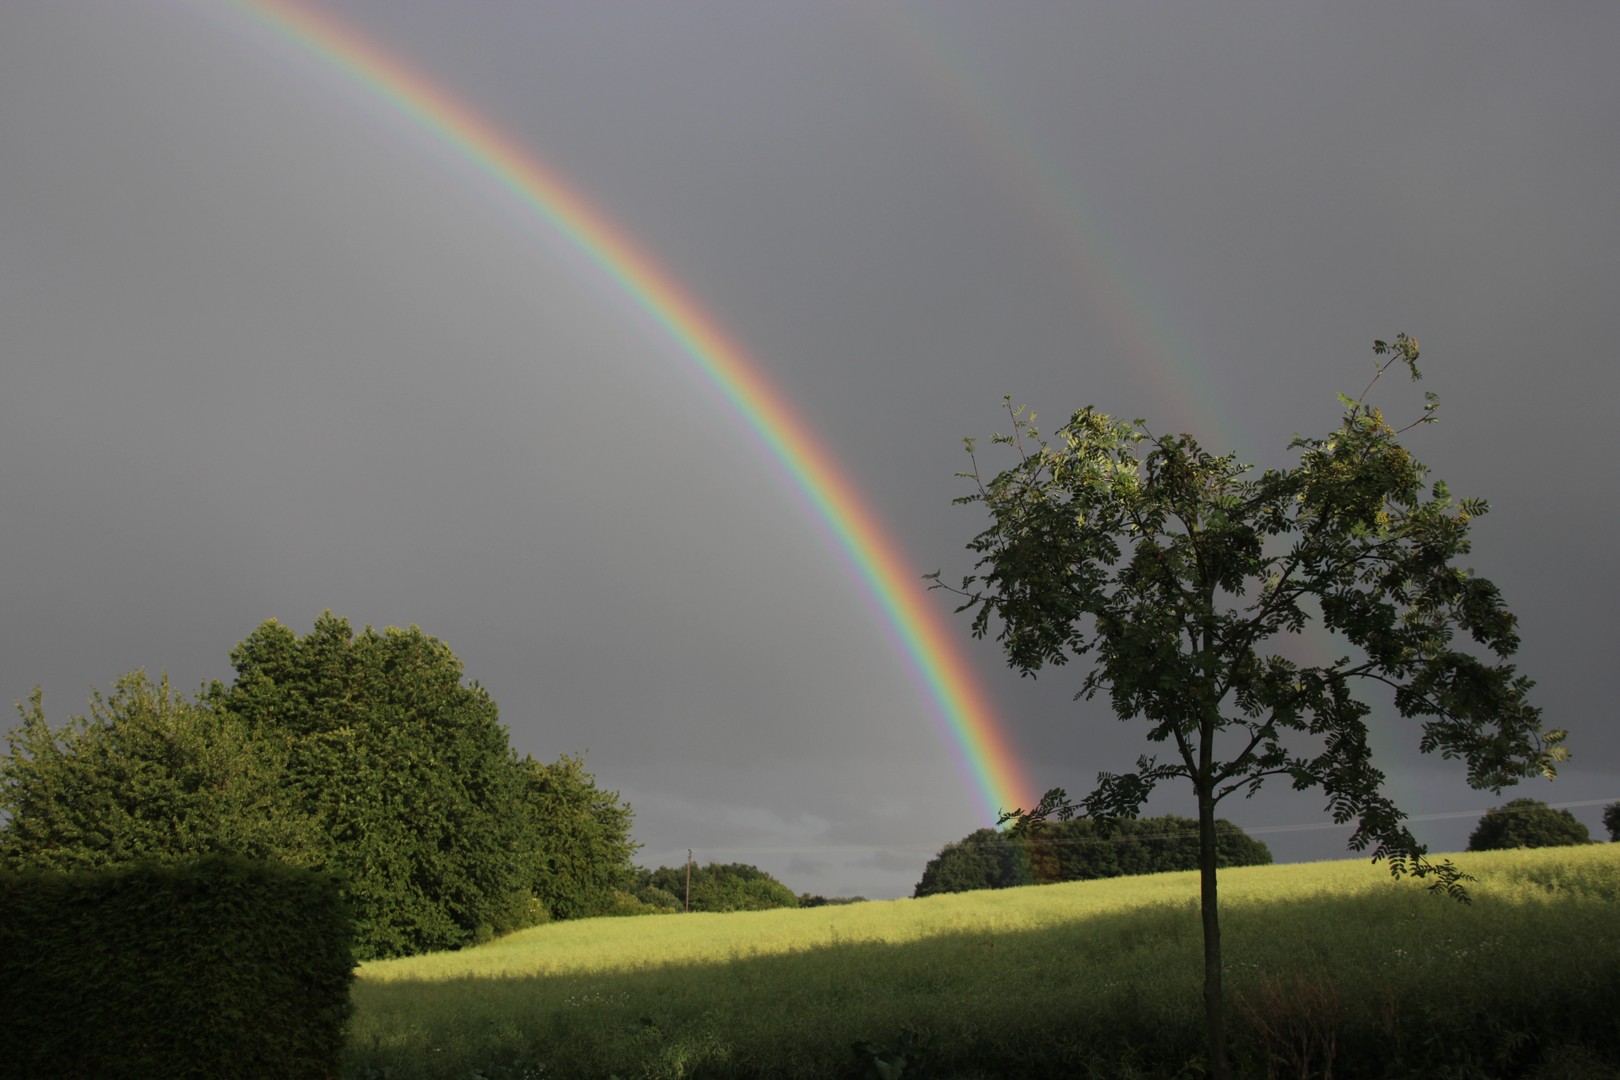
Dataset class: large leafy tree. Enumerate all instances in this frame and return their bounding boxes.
[213,614,535,959]
[1466,798,1590,851]
[936,337,1563,1078]
[1,671,318,871]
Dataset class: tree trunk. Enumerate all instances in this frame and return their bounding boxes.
[1197,784,1228,1080]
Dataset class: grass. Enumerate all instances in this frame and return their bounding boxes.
[343,846,1620,1079]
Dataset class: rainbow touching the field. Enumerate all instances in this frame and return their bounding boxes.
[233,0,1036,821]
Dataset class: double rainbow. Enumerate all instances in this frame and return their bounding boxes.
[236,0,1035,821]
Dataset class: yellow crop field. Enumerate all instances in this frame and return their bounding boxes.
[345,846,1620,1079]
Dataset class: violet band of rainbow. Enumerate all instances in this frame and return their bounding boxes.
[236,0,1036,823]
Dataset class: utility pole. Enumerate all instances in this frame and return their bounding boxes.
[685,849,693,914]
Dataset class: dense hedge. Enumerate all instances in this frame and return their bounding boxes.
[0,856,353,1080]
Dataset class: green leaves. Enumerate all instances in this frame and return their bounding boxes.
[3,614,640,961]
[0,673,320,873]
[940,337,1553,885]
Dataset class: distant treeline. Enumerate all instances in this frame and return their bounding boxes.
[915,815,1272,897]
[617,862,864,914]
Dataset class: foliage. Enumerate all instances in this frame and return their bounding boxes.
[637,861,800,913]
[913,815,1271,897]
[344,846,1620,1079]
[598,888,680,917]
[1,855,353,1080]
[515,753,638,920]
[0,672,319,872]
[798,893,869,908]
[933,337,1562,1077]
[1468,798,1592,851]
[211,614,539,959]
[912,827,1031,896]
[852,1027,933,1080]
[0,614,637,961]
[1604,802,1620,842]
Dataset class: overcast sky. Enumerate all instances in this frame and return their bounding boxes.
[2,2,1616,899]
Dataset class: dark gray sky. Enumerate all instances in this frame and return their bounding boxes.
[2,2,1615,899]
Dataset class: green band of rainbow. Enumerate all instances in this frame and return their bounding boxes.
[236,0,1035,822]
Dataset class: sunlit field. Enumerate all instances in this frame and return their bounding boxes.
[344,846,1620,1079]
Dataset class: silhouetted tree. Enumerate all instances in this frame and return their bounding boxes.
[914,816,1270,897]
[936,337,1561,1079]
[1467,798,1590,851]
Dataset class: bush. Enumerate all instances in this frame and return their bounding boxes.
[0,856,353,1080]
[1467,798,1591,851]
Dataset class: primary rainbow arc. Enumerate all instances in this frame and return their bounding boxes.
[238,0,1035,822]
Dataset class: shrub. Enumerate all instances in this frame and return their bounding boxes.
[0,856,353,1080]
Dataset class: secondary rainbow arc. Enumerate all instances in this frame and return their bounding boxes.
[237,0,1035,822]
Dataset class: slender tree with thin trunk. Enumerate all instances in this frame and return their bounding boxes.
[933,336,1564,1078]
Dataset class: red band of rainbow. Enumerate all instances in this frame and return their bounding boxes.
[235,0,1036,822]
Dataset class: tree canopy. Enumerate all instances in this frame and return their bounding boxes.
[1467,798,1591,851]
[2,614,638,960]
[636,862,799,913]
[914,816,1270,898]
[1605,802,1620,843]
[936,337,1562,1078]
[1,672,318,872]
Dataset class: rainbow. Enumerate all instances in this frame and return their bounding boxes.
[233,0,1035,821]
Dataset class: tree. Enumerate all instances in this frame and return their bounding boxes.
[935,337,1563,1079]
[913,827,1034,897]
[913,816,1270,897]
[1467,798,1590,851]
[212,614,538,959]
[637,862,799,912]
[516,753,638,920]
[1,671,318,872]
[1605,802,1620,842]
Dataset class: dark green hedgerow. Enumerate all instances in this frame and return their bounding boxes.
[0,856,354,1080]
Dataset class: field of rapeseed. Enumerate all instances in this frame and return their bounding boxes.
[344,846,1620,1079]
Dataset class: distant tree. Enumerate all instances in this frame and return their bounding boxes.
[1467,798,1590,851]
[797,893,868,908]
[212,614,537,959]
[0,671,318,872]
[516,753,637,920]
[914,816,1270,897]
[913,827,1034,897]
[935,338,1561,1079]
[1605,802,1620,842]
[638,862,799,912]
